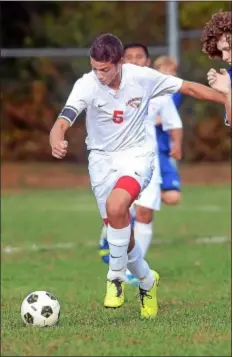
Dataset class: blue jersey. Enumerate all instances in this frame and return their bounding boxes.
[228,67,232,81]
[155,93,183,153]
[225,67,232,125]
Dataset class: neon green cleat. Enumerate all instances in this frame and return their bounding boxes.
[138,271,160,318]
[104,279,125,308]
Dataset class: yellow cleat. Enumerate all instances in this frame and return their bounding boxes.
[104,279,125,308]
[138,271,160,318]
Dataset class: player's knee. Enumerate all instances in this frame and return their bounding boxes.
[106,195,128,224]
[135,205,153,224]
[162,190,181,205]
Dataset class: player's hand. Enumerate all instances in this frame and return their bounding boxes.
[169,143,182,160]
[155,115,162,125]
[51,140,68,159]
[207,68,231,95]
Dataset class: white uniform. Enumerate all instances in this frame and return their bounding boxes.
[59,63,183,218]
[135,95,183,211]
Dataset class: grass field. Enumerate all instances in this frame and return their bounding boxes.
[1,185,231,356]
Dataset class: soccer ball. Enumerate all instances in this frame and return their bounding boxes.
[21,291,60,327]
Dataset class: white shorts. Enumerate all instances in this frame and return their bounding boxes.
[134,153,161,211]
[88,145,155,219]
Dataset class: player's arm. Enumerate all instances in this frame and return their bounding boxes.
[178,81,225,104]
[50,75,92,159]
[50,118,70,159]
[137,66,226,104]
[169,128,183,160]
[160,97,183,160]
[155,113,183,160]
[207,68,232,126]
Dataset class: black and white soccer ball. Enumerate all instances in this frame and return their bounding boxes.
[21,291,60,327]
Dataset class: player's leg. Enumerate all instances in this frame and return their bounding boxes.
[106,183,159,317]
[160,154,181,206]
[98,203,154,287]
[90,148,160,317]
[104,176,141,308]
[99,155,161,272]
[131,155,161,261]
[161,190,181,205]
[106,153,160,316]
[98,204,140,286]
[105,191,160,317]
[126,184,160,287]
[127,227,160,318]
[88,151,127,308]
[124,204,154,286]
[125,155,161,285]
[134,205,154,256]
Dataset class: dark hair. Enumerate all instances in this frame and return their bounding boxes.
[123,42,149,58]
[201,10,232,59]
[90,33,123,64]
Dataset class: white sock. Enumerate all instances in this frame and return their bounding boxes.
[134,221,153,258]
[127,241,155,290]
[107,224,131,282]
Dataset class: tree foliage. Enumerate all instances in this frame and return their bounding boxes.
[2,1,232,162]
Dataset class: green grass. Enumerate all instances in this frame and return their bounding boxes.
[1,186,231,356]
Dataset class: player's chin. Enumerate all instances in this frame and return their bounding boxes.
[98,79,107,85]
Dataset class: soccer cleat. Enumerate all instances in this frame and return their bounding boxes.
[104,279,125,308]
[138,270,160,318]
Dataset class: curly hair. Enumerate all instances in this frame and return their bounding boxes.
[201,11,232,59]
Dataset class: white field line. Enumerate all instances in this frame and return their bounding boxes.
[1,236,230,255]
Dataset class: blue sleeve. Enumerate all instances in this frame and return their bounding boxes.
[224,67,231,126]
[227,68,232,83]
[172,92,183,109]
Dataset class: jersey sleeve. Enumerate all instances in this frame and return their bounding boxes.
[58,73,95,126]
[149,96,182,130]
[136,66,183,99]
[160,97,183,131]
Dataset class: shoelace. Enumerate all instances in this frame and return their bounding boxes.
[111,279,122,297]
[137,288,152,307]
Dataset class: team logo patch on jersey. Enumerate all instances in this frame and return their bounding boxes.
[126,97,142,108]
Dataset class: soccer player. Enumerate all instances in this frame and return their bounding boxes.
[99,44,184,286]
[201,10,232,126]
[50,33,225,318]
[152,56,183,206]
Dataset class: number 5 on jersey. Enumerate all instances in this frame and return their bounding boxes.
[113,110,124,124]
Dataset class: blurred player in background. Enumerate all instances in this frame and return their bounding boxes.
[99,44,184,286]
[50,33,225,318]
[201,10,232,126]
[153,56,183,206]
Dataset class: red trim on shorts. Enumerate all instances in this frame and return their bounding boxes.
[114,176,141,202]
[103,218,109,226]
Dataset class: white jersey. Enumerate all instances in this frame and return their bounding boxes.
[144,95,183,151]
[59,63,183,152]
[149,96,182,131]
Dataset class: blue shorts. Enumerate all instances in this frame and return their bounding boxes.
[159,151,181,191]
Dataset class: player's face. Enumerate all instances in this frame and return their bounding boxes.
[123,47,150,67]
[90,58,122,86]
[217,34,232,65]
[158,65,177,76]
